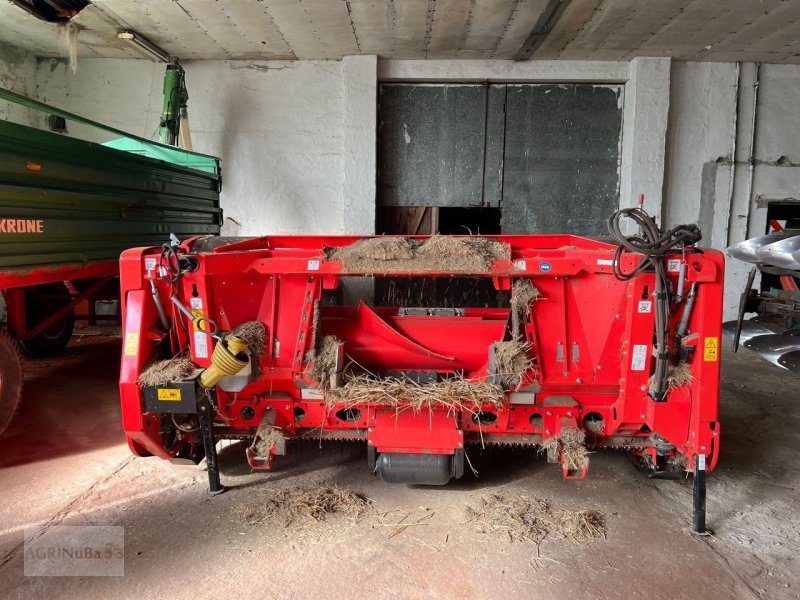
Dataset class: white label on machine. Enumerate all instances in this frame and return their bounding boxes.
[697,454,706,470]
[638,301,652,313]
[596,258,614,266]
[190,297,203,310]
[307,260,320,271]
[194,330,209,359]
[144,257,157,272]
[631,344,648,371]
[667,259,681,273]
[513,260,527,271]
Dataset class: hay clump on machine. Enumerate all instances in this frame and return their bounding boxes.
[325,235,510,274]
[541,427,590,472]
[227,321,266,362]
[328,374,505,414]
[584,416,605,434]
[662,362,694,390]
[236,485,371,527]
[491,339,533,390]
[306,335,342,390]
[510,279,540,340]
[252,422,285,457]
[466,493,606,545]
[137,356,198,387]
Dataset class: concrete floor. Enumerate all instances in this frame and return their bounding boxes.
[0,328,798,599]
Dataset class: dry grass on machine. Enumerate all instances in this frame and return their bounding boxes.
[137,356,197,387]
[236,485,371,527]
[228,321,266,361]
[492,339,533,389]
[325,235,510,273]
[252,423,286,456]
[305,334,508,412]
[327,374,506,414]
[662,362,694,390]
[306,334,342,390]
[584,416,605,434]
[510,279,540,340]
[541,427,590,472]
[466,493,606,545]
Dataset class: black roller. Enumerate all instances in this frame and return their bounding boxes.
[376,452,461,485]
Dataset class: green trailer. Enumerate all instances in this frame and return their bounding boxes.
[0,88,222,437]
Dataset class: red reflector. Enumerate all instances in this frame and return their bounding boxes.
[26,162,42,172]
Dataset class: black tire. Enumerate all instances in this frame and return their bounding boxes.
[0,329,23,439]
[17,283,75,358]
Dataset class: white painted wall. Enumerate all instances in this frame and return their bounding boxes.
[664,62,800,318]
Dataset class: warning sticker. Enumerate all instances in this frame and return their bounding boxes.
[638,300,652,313]
[667,259,681,273]
[703,337,719,362]
[631,344,648,371]
[194,330,209,359]
[307,260,320,271]
[124,332,138,356]
[157,388,182,401]
[189,297,203,310]
[513,260,527,271]
[191,309,204,330]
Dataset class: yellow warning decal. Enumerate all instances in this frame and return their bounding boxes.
[703,337,719,362]
[192,309,204,331]
[157,388,182,401]
[124,332,138,356]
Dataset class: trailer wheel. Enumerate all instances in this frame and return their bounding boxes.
[18,283,75,358]
[0,329,23,438]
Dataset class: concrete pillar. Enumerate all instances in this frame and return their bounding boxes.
[342,55,377,235]
[619,57,671,221]
[342,55,377,304]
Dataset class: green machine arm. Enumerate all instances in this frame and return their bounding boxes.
[160,59,190,148]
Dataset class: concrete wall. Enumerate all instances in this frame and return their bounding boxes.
[0,41,38,126]
[664,62,800,317]
[5,53,800,318]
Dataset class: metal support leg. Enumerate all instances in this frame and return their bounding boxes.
[692,454,709,535]
[198,393,225,495]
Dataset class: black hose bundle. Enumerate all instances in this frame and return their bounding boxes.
[607,207,701,401]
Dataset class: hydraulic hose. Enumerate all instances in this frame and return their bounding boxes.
[607,207,702,401]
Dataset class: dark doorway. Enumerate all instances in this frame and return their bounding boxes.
[377,82,623,236]
[438,207,502,236]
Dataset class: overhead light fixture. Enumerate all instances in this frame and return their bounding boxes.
[117,30,170,63]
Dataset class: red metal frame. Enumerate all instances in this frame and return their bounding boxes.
[1,260,120,341]
[119,234,723,476]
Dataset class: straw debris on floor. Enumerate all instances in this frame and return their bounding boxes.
[236,486,371,527]
[466,493,606,546]
[137,356,198,387]
[541,427,590,472]
[492,339,533,390]
[325,235,510,274]
[328,374,505,413]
